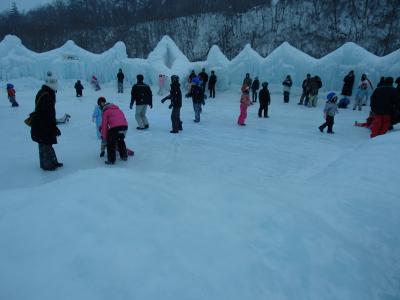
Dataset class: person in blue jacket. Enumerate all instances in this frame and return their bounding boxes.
[92,97,103,139]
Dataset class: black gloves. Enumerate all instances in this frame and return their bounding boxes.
[168,104,173,109]
[56,127,61,136]
[129,103,133,109]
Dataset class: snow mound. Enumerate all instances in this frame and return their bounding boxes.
[1,34,400,91]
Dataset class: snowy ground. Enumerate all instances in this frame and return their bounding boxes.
[0,79,399,300]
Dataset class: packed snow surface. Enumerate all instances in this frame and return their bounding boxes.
[1,35,400,91]
[0,77,399,300]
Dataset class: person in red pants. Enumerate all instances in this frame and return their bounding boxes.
[370,77,397,138]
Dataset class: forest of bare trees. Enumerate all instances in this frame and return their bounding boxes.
[0,0,399,59]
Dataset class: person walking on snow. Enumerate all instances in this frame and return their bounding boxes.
[161,75,183,133]
[318,92,338,134]
[186,76,205,123]
[74,80,84,97]
[338,70,355,108]
[258,82,271,118]
[117,69,125,93]
[308,75,323,107]
[208,70,217,98]
[6,83,19,107]
[298,74,311,105]
[282,75,293,103]
[353,73,373,111]
[243,73,252,89]
[237,85,252,126]
[92,97,103,139]
[30,72,63,171]
[130,74,153,130]
[100,98,129,165]
[198,68,209,94]
[251,76,260,102]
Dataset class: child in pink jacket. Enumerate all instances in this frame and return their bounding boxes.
[99,98,128,164]
[237,85,252,126]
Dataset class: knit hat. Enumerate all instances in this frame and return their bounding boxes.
[45,71,59,91]
[6,83,14,89]
[326,91,337,102]
[262,82,268,88]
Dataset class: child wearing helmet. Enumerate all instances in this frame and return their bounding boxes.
[319,92,339,134]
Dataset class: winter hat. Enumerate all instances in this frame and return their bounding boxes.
[241,85,250,93]
[137,74,144,82]
[97,96,106,106]
[326,91,337,102]
[6,83,14,89]
[45,71,59,91]
[192,76,201,85]
[262,82,268,88]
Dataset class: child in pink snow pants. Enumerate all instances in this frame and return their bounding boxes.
[238,85,251,126]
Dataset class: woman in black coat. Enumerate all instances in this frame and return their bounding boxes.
[31,79,62,171]
[341,70,355,97]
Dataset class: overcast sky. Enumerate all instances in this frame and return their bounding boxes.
[0,0,52,13]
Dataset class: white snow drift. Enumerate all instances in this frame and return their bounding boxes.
[1,35,399,91]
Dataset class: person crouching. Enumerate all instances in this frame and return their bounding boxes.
[99,97,128,165]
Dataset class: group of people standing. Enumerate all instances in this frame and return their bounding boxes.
[27,67,399,171]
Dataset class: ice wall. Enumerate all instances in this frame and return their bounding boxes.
[1,34,399,91]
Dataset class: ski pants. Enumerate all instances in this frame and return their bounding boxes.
[107,126,128,163]
[319,115,334,133]
[209,87,215,98]
[135,105,149,128]
[238,103,248,125]
[252,89,258,102]
[38,143,59,170]
[283,91,290,103]
[370,115,391,138]
[309,95,318,107]
[171,107,182,131]
[258,105,268,117]
[299,91,309,105]
[118,82,123,93]
[193,103,202,122]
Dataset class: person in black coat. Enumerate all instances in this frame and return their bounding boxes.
[208,70,217,98]
[161,75,183,133]
[258,82,271,118]
[370,77,397,138]
[251,77,260,102]
[298,74,311,105]
[186,76,205,123]
[130,74,153,130]
[341,70,355,96]
[117,69,125,93]
[74,80,84,97]
[31,73,62,171]
[198,68,209,93]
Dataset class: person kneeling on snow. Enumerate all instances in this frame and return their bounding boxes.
[99,97,128,165]
[319,92,338,134]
